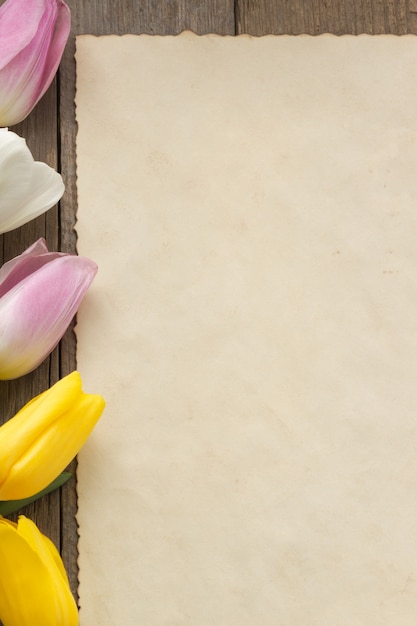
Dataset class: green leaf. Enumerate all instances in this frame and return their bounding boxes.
[0,472,72,517]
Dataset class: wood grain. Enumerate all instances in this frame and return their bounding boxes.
[0,0,415,607]
[236,0,417,35]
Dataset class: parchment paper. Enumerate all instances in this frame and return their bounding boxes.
[75,33,417,625]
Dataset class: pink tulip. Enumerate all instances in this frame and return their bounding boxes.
[0,0,71,127]
[0,239,97,380]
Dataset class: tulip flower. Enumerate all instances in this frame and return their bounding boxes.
[0,371,105,501]
[0,238,97,380]
[0,515,78,626]
[0,128,64,234]
[0,0,71,127]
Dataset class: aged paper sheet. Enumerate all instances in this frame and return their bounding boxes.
[75,34,417,625]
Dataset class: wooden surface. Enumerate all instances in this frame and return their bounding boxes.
[1,0,416,602]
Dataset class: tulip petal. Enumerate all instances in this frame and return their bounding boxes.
[0,129,64,234]
[0,238,49,283]
[0,0,47,68]
[0,516,78,626]
[6,394,104,500]
[0,238,63,297]
[0,373,83,491]
[0,0,56,122]
[0,372,105,500]
[0,0,71,126]
[34,0,71,104]
[18,516,70,586]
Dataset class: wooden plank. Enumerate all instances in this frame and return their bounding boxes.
[236,0,416,35]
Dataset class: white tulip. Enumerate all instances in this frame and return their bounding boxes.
[0,128,64,234]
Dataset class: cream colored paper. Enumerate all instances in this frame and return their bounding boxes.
[75,34,417,625]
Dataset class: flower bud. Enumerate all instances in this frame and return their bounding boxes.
[0,128,64,234]
[0,239,97,380]
[0,371,105,501]
[0,515,78,626]
[0,0,71,127]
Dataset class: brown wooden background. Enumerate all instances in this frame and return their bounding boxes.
[1,0,416,602]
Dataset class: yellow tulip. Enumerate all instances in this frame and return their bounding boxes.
[0,515,78,626]
[0,371,105,500]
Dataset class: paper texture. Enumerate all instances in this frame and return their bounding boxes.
[75,33,417,625]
